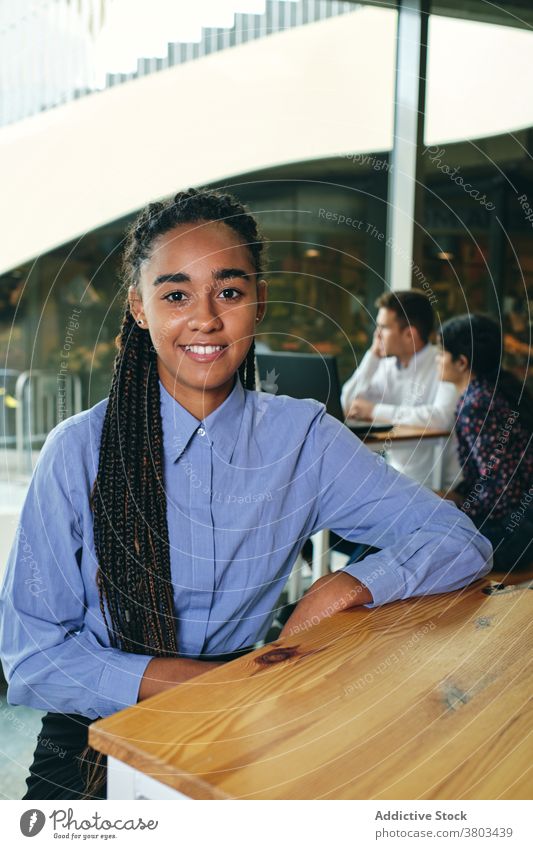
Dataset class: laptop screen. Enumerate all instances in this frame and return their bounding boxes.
[255,351,344,421]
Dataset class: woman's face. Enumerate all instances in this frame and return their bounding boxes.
[436,342,469,386]
[129,221,266,418]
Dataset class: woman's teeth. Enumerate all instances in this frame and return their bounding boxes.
[184,345,225,354]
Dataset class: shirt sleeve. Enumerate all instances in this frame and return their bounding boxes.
[310,409,492,607]
[0,424,153,720]
[372,380,459,428]
[341,350,386,411]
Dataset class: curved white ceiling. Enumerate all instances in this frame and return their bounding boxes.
[1,5,532,275]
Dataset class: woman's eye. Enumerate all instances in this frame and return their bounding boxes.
[219,288,241,300]
[163,291,188,303]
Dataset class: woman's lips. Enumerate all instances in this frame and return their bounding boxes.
[179,344,227,362]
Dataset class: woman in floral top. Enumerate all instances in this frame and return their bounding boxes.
[437,314,533,570]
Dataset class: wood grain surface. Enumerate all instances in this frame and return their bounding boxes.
[89,577,533,800]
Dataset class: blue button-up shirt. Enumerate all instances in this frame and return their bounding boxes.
[0,377,492,719]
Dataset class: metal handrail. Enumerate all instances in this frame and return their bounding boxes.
[0,368,20,447]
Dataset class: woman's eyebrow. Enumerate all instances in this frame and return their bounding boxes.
[153,272,191,287]
[152,268,252,287]
[213,267,252,281]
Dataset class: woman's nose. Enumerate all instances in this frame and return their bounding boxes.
[187,295,222,332]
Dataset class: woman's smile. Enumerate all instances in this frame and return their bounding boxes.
[178,343,228,362]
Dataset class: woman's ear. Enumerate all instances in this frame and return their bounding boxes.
[458,354,470,372]
[128,285,146,325]
[255,278,267,324]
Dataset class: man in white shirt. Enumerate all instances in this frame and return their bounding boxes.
[342,289,461,488]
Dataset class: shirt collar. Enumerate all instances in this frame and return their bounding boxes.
[159,376,246,463]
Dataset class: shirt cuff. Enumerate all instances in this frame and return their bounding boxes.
[372,403,396,423]
[343,556,405,609]
[97,652,154,717]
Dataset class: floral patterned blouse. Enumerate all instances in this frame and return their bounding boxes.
[454,377,533,522]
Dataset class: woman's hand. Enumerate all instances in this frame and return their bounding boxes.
[280,572,372,639]
[370,328,384,358]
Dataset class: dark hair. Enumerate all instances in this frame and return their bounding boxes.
[82,189,265,797]
[375,289,434,344]
[122,188,265,289]
[439,313,533,431]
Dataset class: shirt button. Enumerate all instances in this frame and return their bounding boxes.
[197,426,205,436]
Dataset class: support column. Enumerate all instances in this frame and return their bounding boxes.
[385,0,429,291]
[486,175,507,316]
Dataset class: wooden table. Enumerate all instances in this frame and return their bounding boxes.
[90,573,533,800]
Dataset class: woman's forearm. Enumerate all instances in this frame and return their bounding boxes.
[280,572,372,638]
[138,656,224,702]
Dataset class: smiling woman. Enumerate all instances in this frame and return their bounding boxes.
[0,189,492,802]
[128,218,266,420]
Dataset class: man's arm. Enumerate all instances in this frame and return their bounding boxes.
[341,344,387,414]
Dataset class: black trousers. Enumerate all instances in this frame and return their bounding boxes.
[23,711,105,800]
